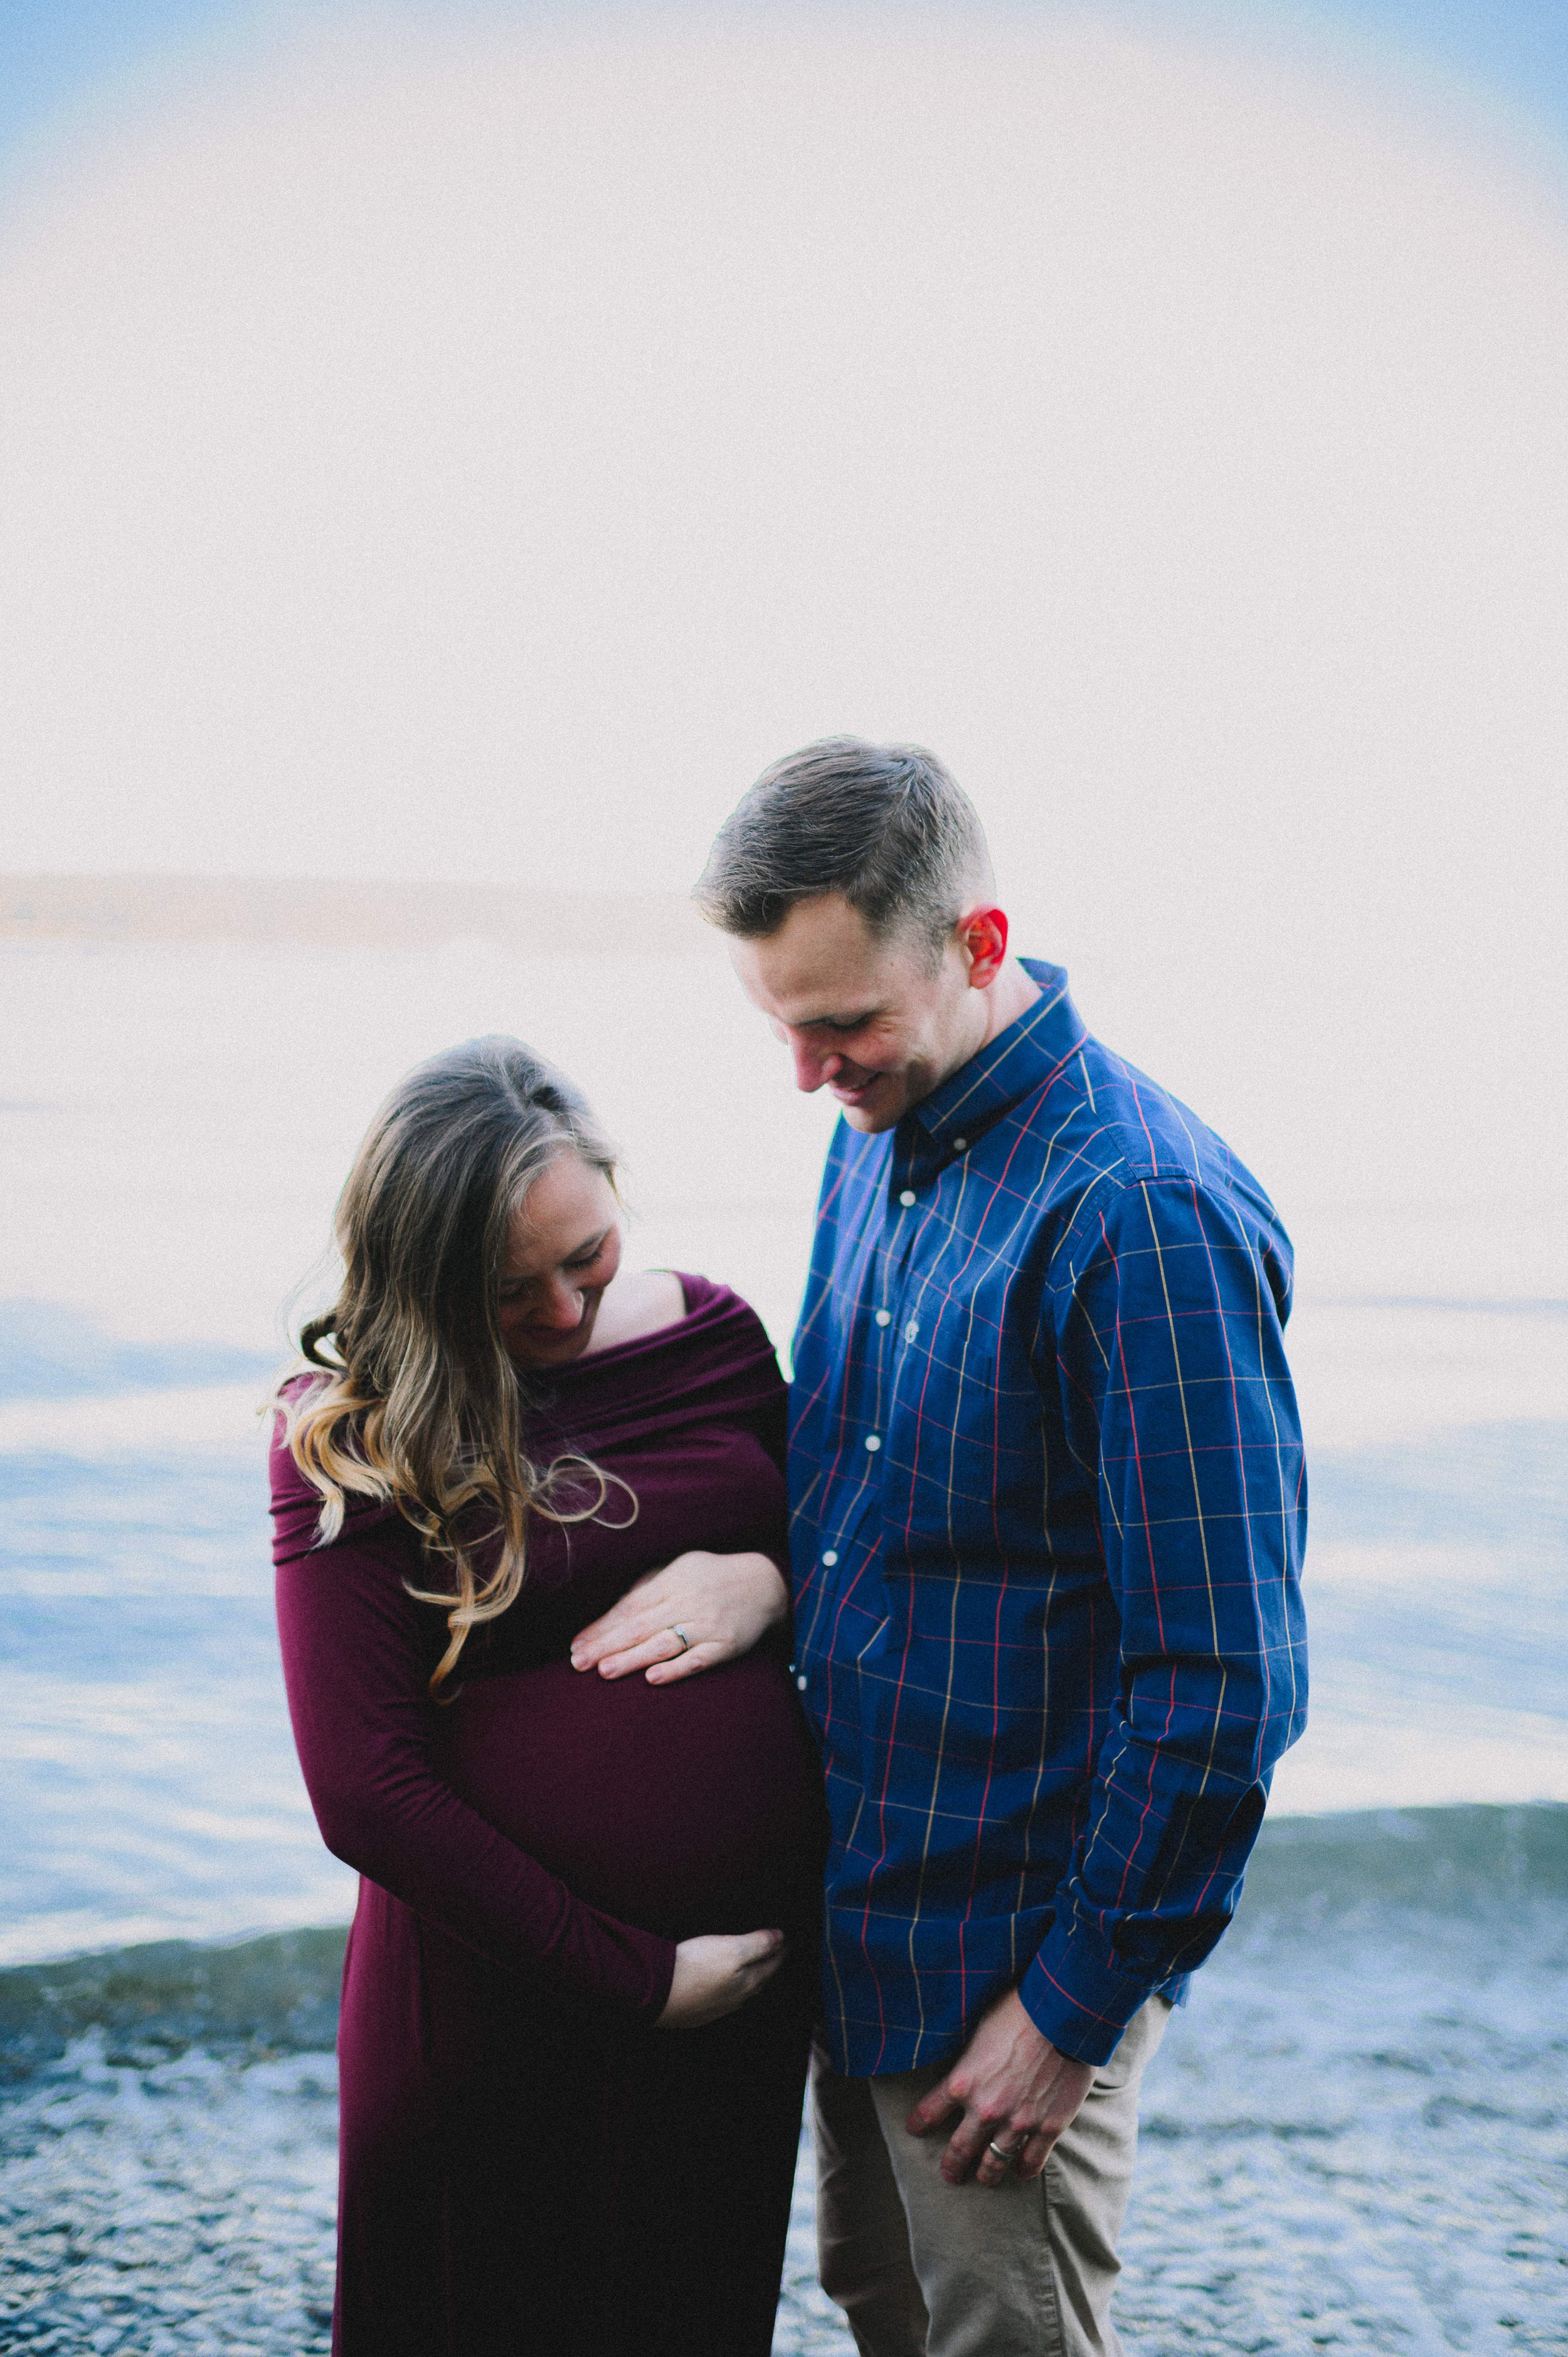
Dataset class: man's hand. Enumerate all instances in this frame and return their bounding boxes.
[906,1988,1096,2188]
[569,1550,788,1684]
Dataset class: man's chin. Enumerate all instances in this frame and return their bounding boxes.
[837,1094,904,1135]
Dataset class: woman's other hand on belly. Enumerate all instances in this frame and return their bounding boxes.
[570,1551,789,1684]
[656,1929,787,2028]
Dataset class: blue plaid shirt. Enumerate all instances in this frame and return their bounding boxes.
[789,960,1308,2073]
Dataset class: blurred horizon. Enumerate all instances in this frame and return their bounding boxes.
[4,1,1565,1288]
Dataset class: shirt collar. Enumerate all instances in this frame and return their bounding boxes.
[909,960,1088,1151]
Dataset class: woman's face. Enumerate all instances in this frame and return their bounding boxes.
[497,1154,623,1368]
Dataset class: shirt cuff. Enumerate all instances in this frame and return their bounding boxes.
[1017,1920,1158,2067]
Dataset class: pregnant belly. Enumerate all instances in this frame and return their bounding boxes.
[436,1651,826,1942]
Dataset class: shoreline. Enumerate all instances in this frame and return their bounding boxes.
[4,1801,1563,2076]
[0,873,711,957]
[4,1804,1564,2354]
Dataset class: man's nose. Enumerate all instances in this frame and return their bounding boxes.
[789,1036,842,1093]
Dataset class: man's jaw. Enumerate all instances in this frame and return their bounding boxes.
[829,1069,908,1132]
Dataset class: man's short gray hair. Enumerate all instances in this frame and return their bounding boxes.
[696,737,992,959]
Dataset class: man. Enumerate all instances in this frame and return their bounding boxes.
[577,735,1306,2356]
[711,737,1306,2357]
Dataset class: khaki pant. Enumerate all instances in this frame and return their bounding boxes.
[812,1999,1170,2357]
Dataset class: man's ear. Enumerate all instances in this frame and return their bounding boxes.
[958,905,1009,988]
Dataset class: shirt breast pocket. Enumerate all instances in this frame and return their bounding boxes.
[886,1312,1047,1555]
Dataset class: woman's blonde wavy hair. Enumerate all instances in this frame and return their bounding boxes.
[275,1035,632,1698]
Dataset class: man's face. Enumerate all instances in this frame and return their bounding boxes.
[729,893,982,1134]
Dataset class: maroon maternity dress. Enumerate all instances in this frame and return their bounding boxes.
[269,1276,825,2357]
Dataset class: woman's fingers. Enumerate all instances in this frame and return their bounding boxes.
[644,1639,726,1685]
[571,1568,709,1669]
[575,1619,721,1682]
[735,1949,785,2003]
[571,1607,660,1669]
[656,1930,787,2028]
[712,1929,785,2009]
[571,1565,686,1664]
[576,1625,665,1679]
[571,1600,679,1671]
[595,1634,671,1681]
[598,1631,725,1684]
[571,1552,788,1679]
[572,1604,732,1681]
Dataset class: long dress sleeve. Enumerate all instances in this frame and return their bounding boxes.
[269,1420,677,2020]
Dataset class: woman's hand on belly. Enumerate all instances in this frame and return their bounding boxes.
[656,1929,787,2028]
[569,1550,789,1684]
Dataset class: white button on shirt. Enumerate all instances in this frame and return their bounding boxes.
[874,1309,891,1326]
[952,1136,968,1151]
[796,1675,808,1691]
[822,1550,839,1565]
[905,1320,920,1342]
[864,1434,881,1452]
[899,1189,916,1206]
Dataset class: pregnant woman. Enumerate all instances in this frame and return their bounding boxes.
[268,1036,822,2357]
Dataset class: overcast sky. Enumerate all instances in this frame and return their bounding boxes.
[1,1,1565,1252]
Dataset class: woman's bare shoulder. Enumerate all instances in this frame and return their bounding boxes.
[587,1267,688,1353]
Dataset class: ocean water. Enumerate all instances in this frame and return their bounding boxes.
[2,1304,1562,1969]
[3,1811,1564,2354]
[2,937,1565,2349]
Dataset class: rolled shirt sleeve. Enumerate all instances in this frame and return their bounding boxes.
[1019,1174,1308,2064]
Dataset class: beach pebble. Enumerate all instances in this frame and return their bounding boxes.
[4,1895,1565,2354]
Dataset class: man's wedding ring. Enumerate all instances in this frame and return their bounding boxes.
[987,2138,1025,2162]
[669,1625,691,1654]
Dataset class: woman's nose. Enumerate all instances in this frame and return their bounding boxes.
[537,1277,586,1329]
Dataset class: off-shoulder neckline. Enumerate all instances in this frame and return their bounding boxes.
[566,1269,697,1370]
[544,1269,759,1380]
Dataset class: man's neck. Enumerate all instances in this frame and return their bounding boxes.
[904,957,1045,1122]
[978,955,1042,1051]
[928,957,1042,1099]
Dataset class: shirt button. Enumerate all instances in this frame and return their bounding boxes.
[865,1434,881,1452]
[905,1319,920,1342]
[899,1189,916,1206]
[822,1550,839,1566]
[952,1136,968,1151]
[796,1674,808,1691]
[874,1309,891,1326]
